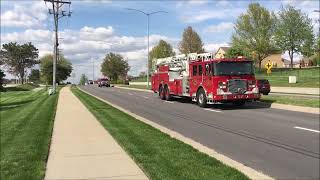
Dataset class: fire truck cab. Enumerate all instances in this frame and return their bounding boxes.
[151,53,260,107]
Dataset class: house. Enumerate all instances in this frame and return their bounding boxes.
[215,47,230,58]
[300,56,315,67]
[259,54,289,68]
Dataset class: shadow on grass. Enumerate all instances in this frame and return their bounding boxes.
[0,99,35,111]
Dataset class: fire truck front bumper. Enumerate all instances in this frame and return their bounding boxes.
[207,93,260,104]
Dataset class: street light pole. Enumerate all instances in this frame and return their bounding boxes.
[126,8,168,89]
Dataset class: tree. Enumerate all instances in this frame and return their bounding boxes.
[274,5,314,69]
[225,46,250,58]
[0,69,5,90]
[28,69,40,84]
[232,3,276,71]
[139,71,146,77]
[312,37,320,66]
[101,52,130,82]
[149,40,175,71]
[179,26,204,54]
[79,74,88,85]
[0,42,39,83]
[40,54,72,84]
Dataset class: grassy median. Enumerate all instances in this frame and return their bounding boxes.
[72,87,248,180]
[0,88,59,179]
[261,95,319,108]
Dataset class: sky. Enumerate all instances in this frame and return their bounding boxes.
[1,0,319,83]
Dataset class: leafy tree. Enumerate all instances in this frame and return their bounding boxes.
[179,26,204,54]
[149,40,175,71]
[232,3,276,71]
[101,52,130,82]
[28,69,40,84]
[274,5,314,69]
[225,46,250,58]
[40,54,72,84]
[0,69,5,90]
[79,74,88,85]
[139,71,146,77]
[312,37,320,65]
[0,42,39,83]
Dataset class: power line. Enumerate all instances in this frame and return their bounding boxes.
[44,0,71,94]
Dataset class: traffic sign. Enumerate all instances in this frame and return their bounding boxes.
[265,61,273,70]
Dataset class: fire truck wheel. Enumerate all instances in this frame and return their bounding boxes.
[197,89,207,108]
[159,86,165,100]
[165,86,171,101]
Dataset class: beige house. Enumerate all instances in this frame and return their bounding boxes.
[260,54,291,68]
[215,47,230,58]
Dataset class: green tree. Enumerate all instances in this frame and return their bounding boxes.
[225,46,250,58]
[232,3,276,71]
[274,5,314,69]
[179,26,204,54]
[79,74,88,85]
[28,69,40,84]
[0,69,5,91]
[149,40,175,71]
[101,53,130,82]
[40,54,72,84]
[0,42,39,83]
[312,37,320,65]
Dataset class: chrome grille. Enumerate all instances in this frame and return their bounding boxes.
[228,79,247,94]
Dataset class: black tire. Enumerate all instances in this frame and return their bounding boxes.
[263,93,269,95]
[159,86,165,100]
[196,88,207,108]
[233,100,246,106]
[164,86,171,101]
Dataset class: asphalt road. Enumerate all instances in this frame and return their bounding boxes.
[80,85,320,179]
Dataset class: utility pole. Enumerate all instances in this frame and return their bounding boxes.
[44,0,71,93]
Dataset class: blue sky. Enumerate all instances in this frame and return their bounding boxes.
[1,0,319,82]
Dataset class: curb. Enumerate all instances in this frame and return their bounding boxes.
[78,87,274,180]
[115,86,319,115]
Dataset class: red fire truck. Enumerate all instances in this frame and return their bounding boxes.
[151,53,260,107]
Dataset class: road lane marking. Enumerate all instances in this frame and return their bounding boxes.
[164,101,174,104]
[294,126,320,133]
[142,96,149,99]
[204,109,222,113]
[128,93,133,95]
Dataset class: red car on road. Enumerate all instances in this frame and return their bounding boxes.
[257,79,270,95]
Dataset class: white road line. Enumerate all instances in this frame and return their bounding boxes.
[204,109,222,113]
[164,101,174,104]
[128,93,133,95]
[294,126,320,133]
[142,96,149,99]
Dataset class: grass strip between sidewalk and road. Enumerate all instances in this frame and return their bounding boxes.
[260,95,320,108]
[71,87,249,180]
[0,88,59,179]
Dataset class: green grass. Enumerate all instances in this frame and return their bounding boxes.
[71,87,249,180]
[255,67,320,87]
[260,95,320,108]
[0,88,59,179]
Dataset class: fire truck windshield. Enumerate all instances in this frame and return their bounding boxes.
[214,61,253,76]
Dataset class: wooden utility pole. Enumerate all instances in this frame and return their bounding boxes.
[44,0,71,93]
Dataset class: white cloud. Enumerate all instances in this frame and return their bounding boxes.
[204,42,229,53]
[0,1,48,28]
[1,26,178,81]
[204,22,234,33]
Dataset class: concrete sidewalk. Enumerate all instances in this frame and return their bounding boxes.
[45,87,148,180]
[271,87,319,95]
